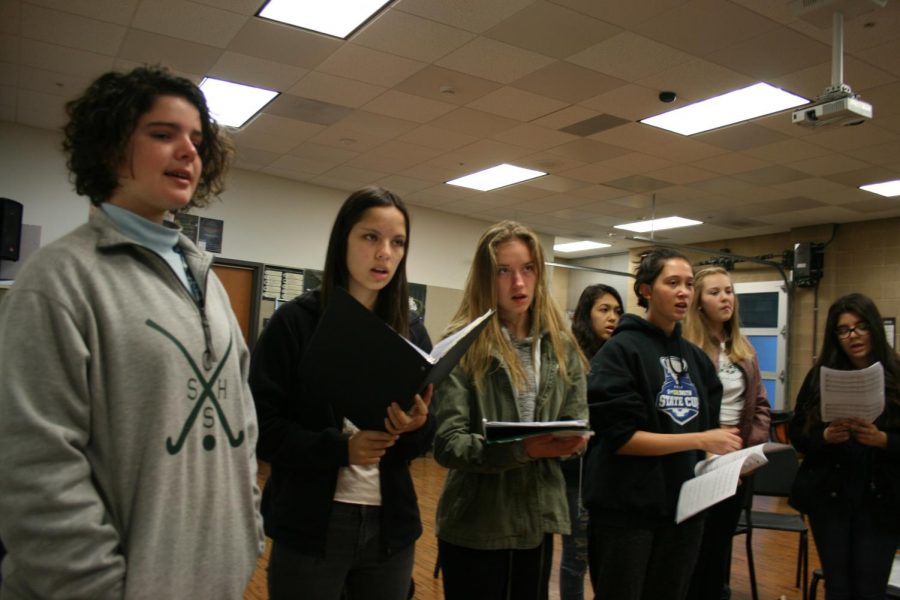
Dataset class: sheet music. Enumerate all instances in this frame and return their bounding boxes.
[820,362,885,422]
[676,442,792,524]
[676,459,744,524]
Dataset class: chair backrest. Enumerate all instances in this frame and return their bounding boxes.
[769,409,793,443]
[750,447,800,498]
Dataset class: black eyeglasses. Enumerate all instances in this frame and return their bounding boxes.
[835,322,870,339]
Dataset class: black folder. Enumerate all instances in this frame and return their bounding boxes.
[302,287,493,431]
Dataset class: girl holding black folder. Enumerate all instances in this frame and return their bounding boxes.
[789,293,900,600]
[249,187,435,600]
[433,220,589,600]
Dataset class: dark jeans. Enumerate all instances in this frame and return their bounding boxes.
[438,534,554,600]
[808,501,900,600]
[589,515,705,600]
[685,482,749,600]
[560,480,590,600]
[268,502,415,600]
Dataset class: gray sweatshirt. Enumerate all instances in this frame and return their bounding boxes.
[0,209,264,599]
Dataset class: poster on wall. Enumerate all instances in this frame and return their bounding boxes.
[173,213,224,254]
[409,282,427,318]
[198,218,224,253]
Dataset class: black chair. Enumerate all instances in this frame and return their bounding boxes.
[810,546,900,599]
[736,448,809,600]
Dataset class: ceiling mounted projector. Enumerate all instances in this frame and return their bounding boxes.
[792,95,872,127]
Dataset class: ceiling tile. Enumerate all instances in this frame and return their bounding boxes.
[695,123,790,151]
[841,196,900,213]
[15,65,93,98]
[19,38,115,80]
[648,164,719,184]
[232,146,280,170]
[232,113,325,153]
[788,153,872,176]
[851,141,900,166]
[642,137,726,163]
[288,71,385,109]
[318,43,426,88]
[712,27,830,81]
[117,29,221,75]
[227,18,341,70]
[436,37,555,84]
[545,138,629,163]
[209,51,307,91]
[353,9,474,63]
[21,3,125,55]
[491,123,578,151]
[363,90,456,123]
[824,165,900,188]
[691,151,770,175]
[742,138,831,163]
[466,86,568,121]
[429,106,520,137]
[191,0,262,16]
[803,123,900,152]
[733,165,808,185]
[267,154,337,176]
[512,61,627,104]
[549,0,691,30]
[568,32,692,82]
[522,175,589,193]
[855,38,900,78]
[689,176,757,195]
[772,56,895,101]
[483,1,620,58]
[132,0,246,48]
[633,0,779,56]
[560,114,630,136]
[428,138,532,171]
[394,0,536,34]
[637,59,754,104]
[22,0,138,26]
[591,122,680,153]
[0,2,18,36]
[396,124,478,151]
[263,94,353,126]
[337,110,419,138]
[393,65,501,106]
[288,142,358,163]
[599,152,675,174]
[580,83,670,121]
[605,174,672,193]
[531,105,600,130]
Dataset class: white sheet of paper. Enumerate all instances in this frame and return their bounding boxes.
[676,459,744,524]
[677,443,793,524]
[694,443,792,477]
[820,362,885,422]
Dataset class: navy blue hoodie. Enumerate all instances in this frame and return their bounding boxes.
[583,313,722,527]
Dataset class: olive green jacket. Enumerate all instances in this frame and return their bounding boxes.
[433,333,587,550]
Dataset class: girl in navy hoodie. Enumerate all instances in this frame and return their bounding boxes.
[584,248,740,600]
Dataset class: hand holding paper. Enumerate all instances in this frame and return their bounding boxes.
[676,443,792,524]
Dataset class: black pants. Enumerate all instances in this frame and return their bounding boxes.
[589,515,705,600]
[685,483,749,600]
[808,500,900,600]
[438,535,553,600]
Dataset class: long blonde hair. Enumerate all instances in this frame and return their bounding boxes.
[683,267,755,363]
[445,221,583,390]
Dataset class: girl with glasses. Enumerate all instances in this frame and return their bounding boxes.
[789,293,900,600]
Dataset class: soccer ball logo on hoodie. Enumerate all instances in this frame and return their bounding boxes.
[655,356,700,426]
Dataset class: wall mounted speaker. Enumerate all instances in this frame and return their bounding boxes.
[0,198,23,261]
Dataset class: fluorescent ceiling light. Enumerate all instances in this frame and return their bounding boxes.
[614,216,703,233]
[640,82,809,135]
[860,179,900,197]
[446,164,546,192]
[553,240,611,253]
[199,78,278,128]
[258,0,391,39]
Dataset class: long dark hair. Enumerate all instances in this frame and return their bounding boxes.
[572,284,623,358]
[633,247,690,309]
[321,187,411,337]
[807,293,900,426]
